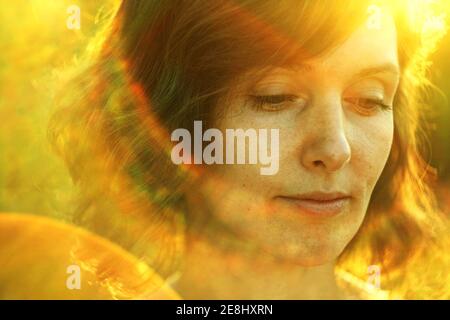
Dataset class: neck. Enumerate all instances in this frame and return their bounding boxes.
[172,228,345,300]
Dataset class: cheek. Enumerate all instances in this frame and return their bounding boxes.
[351,113,394,193]
[211,106,280,194]
[201,108,280,226]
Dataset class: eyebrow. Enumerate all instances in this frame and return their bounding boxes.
[353,63,400,79]
[285,63,400,78]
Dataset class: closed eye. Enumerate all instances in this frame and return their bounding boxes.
[344,97,392,115]
[249,94,306,112]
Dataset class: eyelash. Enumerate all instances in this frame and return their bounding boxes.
[344,97,392,114]
[249,95,392,114]
[249,94,303,112]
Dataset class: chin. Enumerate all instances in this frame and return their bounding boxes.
[258,235,350,267]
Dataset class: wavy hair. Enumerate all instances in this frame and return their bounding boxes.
[49,0,449,298]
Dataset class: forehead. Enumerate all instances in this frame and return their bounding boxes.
[292,14,400,80]
[232,10,400,91]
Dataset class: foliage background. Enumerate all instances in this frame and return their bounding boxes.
[3,1,450,215]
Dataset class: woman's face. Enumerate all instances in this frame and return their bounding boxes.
[196,16,400,266]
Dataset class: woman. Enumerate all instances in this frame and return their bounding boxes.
[43,0,448,299]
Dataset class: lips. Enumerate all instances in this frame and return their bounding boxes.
[275,192,351,217]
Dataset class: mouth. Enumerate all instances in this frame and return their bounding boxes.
[274,192,352,217]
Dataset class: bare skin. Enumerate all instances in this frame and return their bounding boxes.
[174,14,400,299]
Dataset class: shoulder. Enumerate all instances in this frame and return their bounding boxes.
[0,213,181,299]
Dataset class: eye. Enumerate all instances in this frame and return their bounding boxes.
[249,94,307,112]
[344,97,392,115]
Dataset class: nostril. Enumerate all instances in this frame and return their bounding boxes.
[313,160,324,167]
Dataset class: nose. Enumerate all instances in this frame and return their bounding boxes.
[300,97,351,173]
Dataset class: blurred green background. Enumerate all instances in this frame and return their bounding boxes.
[0,0,449,218]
